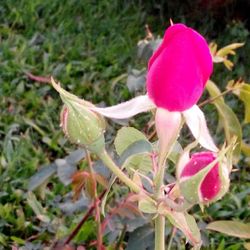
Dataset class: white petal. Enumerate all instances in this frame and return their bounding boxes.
[182,105,218,152]
[90,95,155,119]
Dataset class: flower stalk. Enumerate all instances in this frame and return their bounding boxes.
[155,215,166,250]
[154,154,166,250]
[85,149,103,250]
[154,109,183,250]
[97,149,154,203]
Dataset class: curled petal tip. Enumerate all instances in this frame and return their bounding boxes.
[183,105,218,152]
[91,95,155,119]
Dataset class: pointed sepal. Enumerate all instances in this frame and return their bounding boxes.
[158,203,202,248]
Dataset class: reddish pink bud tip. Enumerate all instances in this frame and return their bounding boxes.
[147,23,213,111]
[60,106,69,135]
[181,152,220,201]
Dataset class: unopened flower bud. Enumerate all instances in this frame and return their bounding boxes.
[61,103,105,153]
[51,78,105,153]
[147,23,213,112]
[178,151,229,204]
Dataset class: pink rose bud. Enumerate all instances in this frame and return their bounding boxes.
[179,152,229,204]
[147,24,213,111]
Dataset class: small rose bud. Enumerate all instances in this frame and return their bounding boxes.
[50,78,106,153]
[61,103,105,153]
[178,151,229,204]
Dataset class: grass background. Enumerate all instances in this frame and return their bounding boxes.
[0,0,249,249]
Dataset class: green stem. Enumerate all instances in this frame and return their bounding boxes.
[167,227,176,250]
[95,199,102,250]
[154,156,166,250]
[154,119,183,250]
[85,149,103,250]
[98,149,154,202]
[155,214,166,250]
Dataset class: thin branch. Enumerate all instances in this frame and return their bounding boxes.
[85,148,103,250]
[167,227,176,250]
[150,152,158,174]
[148,129,157,141]
[115,225,127,250]
[26,72,51,83]
[198,85,242,107]
[64,190,106,246]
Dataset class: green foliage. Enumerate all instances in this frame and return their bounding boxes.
[114,128,153,175]
[232,82,250,124]
[26,192,50,223]
[207,220,250,239]
[126,224,154,250]
[206,80,242,163]
[0,0,250,249]
[0,0,145,247]
[114,127,148,156]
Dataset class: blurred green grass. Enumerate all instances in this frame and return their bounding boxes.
[0,1,151,248]
[0,0,249,249]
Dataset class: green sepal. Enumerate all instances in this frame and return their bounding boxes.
[158,203,201,248]
[179,159,218,204]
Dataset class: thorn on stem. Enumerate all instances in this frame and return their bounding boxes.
[145,24,154,40]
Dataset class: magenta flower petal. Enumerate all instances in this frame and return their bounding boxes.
[180,152,221,201]
[147,24,213,111]
[200,161,220,200]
